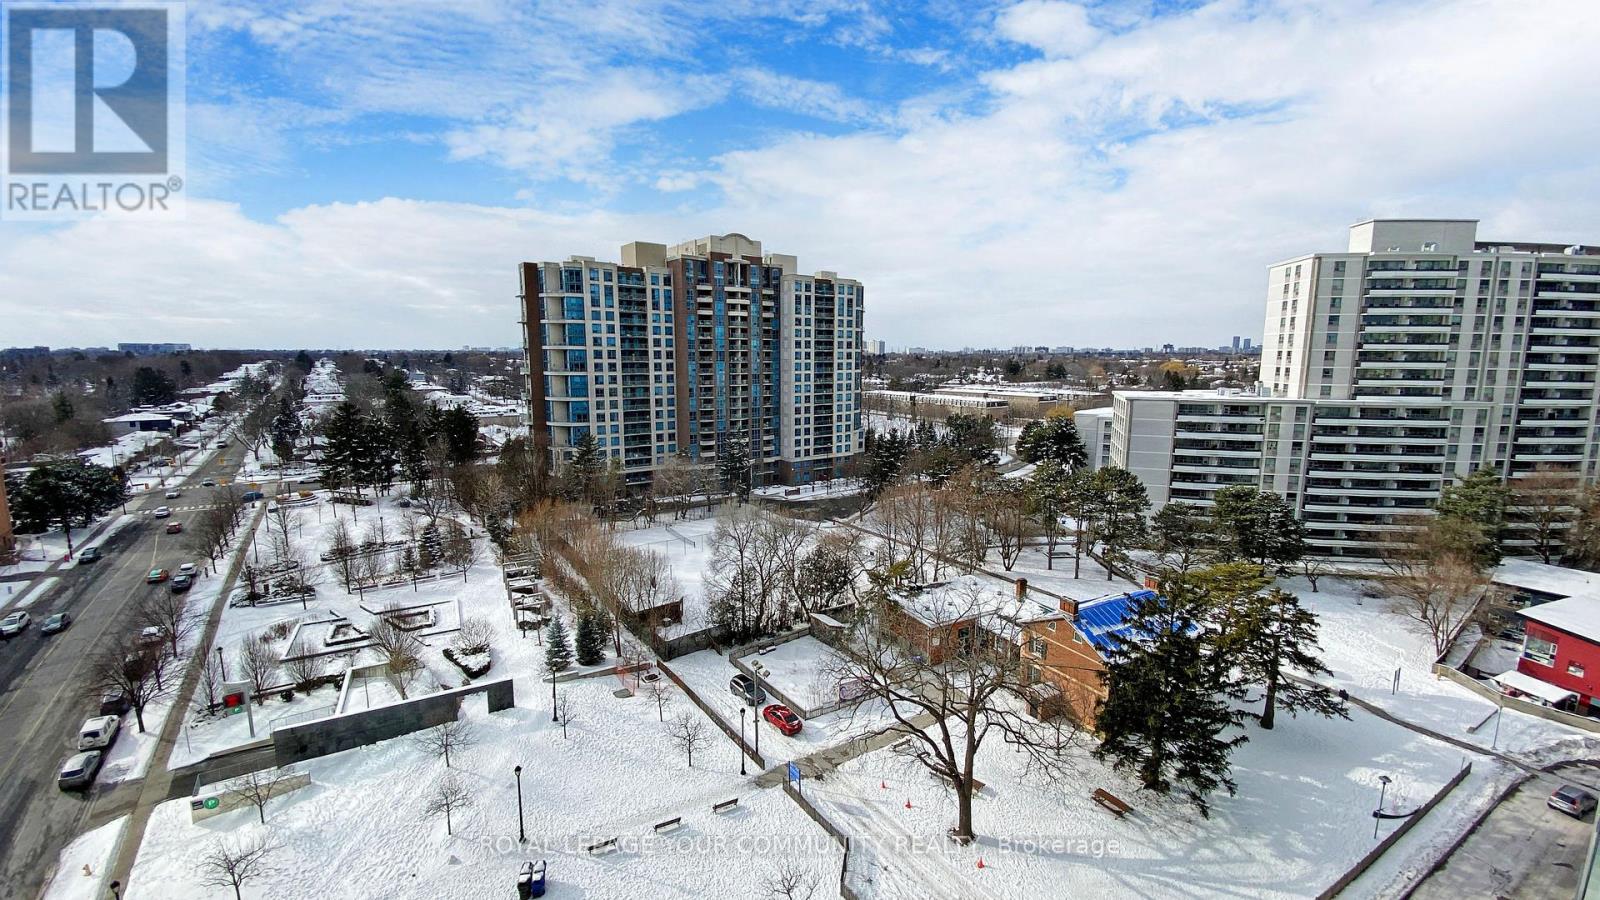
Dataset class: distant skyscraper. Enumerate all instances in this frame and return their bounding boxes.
[1242,338,1252,350]
[519,233,863,488]
[1231,335,1241,351]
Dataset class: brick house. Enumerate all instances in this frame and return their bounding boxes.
[1018,589,1160,729]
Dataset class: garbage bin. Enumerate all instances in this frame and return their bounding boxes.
[516,860,548,898]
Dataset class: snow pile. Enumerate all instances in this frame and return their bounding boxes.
[40,816,127,900]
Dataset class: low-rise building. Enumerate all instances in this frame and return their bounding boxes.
[1513,595,1600,712]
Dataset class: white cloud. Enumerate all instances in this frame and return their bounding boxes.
[734,68,886,125]
[995,1,1101,58]
[9,0,1600,351]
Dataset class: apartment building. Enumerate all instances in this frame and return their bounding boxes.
[1111,219,1600,557]
[1073,406,1114,470]
[518,233,863,488]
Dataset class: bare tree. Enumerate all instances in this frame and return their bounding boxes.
[554,691,577,739]
[765,860,820,900]
[987,483,1031,572]
[1298,556,1333,593]
[825,580,1088,843]
[194,648,224,715]
[644,675,673,722]
[237,633,278,704]
[368,612,425,699]
[197,833,278,900]
[412,717,476,768]
[453,617,494,654]
[136,588,195,659]
[1508,468,1581,564]
[327,517,359,590]
[1380,528,1491,657]
[666,712,709,768]
[423,771,474,836]
[281,638,324,692]
[226,768,293,824]
[84,633,170,733]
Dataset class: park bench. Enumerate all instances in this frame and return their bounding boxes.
[653,817,682,833]
[712,798,739,814]
[1091,788,1131,818]
[584,837,618,855]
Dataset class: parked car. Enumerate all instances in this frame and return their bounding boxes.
[57,751,104,791]
[153,506,171,518]
[762,703,803,736]
[140,625,165,645]
[40,612,71,634]
[169,573,193,593]
[145,568,169,584]
[99,691,132,716]
[215,440,229,449]
[165,489,181,499]
[178,563,198,577]
[0,611,30,637]
[729,674,766,706]
[78,547,102,563]
[166,521,183,534]
[240,490,264,502]
[1550,785,1598,818]
[77,715,121,751]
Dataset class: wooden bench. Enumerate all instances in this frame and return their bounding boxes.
[585,837,618,855]
[712,798,739,814]
[653,817,682,833]
[1091,788,1131,818]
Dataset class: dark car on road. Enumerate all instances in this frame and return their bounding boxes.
[40,612,71,634]
[1550,785,1598,818]
[99,691,132,716]
[169,573,194,593]
[78,547,102,563]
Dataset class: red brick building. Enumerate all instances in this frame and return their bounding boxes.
[1513,597,1600,711]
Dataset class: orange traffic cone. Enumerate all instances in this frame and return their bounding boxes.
[905,799,913,809]
[880,781,888,790]
[977,858,986,869]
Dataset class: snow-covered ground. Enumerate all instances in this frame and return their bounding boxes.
[617,518,718,637]
[1289,575,1598,761]
[129,680,842,900]
[41,816,128,900]
[809,700,1495,900]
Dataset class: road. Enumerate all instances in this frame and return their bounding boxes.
[0,448,250,900]
[1411,764,1599,900]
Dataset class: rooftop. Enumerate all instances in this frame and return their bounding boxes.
[1519,595,1600,643]
[1073,590,1160,654]
[1493,559,1600,601]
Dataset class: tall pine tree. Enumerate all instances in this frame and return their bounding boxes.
[1015,415,1089,471]
[321,401,367,494]
[575,611,606,666]
[1229,588,1348,729]
[1094,579,1246,817]
[544,616,574,672]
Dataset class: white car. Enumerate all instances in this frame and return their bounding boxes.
[153,506,171,518]
[165,489,181,499]
[77,715,121,751]
[0,611,29,637]
[178,563,198,577]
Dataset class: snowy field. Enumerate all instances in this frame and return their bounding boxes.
[808,700,1491,900]
[41,816,128,900]
[616,518,718,637]
[1288,575,1598,761]
[129,681,842,900]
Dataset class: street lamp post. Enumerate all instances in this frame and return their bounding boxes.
[216,646,227,680]
[514,765,526,844]
[739,708,748,776]
[1373,775,1392,839]
[551,679,558,723]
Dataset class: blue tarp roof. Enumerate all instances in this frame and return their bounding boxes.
[1073,589,1160,654]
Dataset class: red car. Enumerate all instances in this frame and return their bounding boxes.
[762,704,803,736]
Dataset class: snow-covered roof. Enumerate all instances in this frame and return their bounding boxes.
[1518,595,1600,642]
[1492,669,1578,705]
[890,574,1060,634]
[1493,559,1600,601]
[102,412,174,423]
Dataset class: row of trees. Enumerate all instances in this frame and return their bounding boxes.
[4,459,129,554]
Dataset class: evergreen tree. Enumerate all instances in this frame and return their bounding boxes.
[386,388,430,487]
[1212,486,1306,571]
[544,616,574,672]
[435,406,480,466]
[1435,468,1508,567]
[1150,502,1218,574]
[575,611,608,666]
[940,414,1000,468]
[321,401,367,494]
[294,349,314,372]
[1015,415,1089,471]
[1094,580,1247,817]
[269,394,303,463]
[716,434,752,500]
[1025,459,1071,569]
[1086,466,1149,579]
[1229,588,1348,730]
[564,431,604,502]
[130,366,177,405]
[862,428,909,500]
[1060,467,1098,579]
[5,460,127,554]
[51,392,75,424]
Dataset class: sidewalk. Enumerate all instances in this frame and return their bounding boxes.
[100,502,265,890]
[753,710,942,788]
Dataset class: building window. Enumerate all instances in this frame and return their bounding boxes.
[1523,634,1557,666]
[1569,662,1586,678]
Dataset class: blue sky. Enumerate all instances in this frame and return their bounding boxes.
[6,0,1600,350]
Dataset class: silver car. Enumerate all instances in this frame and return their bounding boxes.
[0,611,29,637]
[57,751,103,791]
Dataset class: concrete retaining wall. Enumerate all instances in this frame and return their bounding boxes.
[190,771,311,822]
[1318,761,1473,899]
[1431,662,1600,734]
[272,677,514,766]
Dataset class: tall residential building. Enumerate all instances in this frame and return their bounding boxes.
[518,233,864,488]
[1112,219,1600,557]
